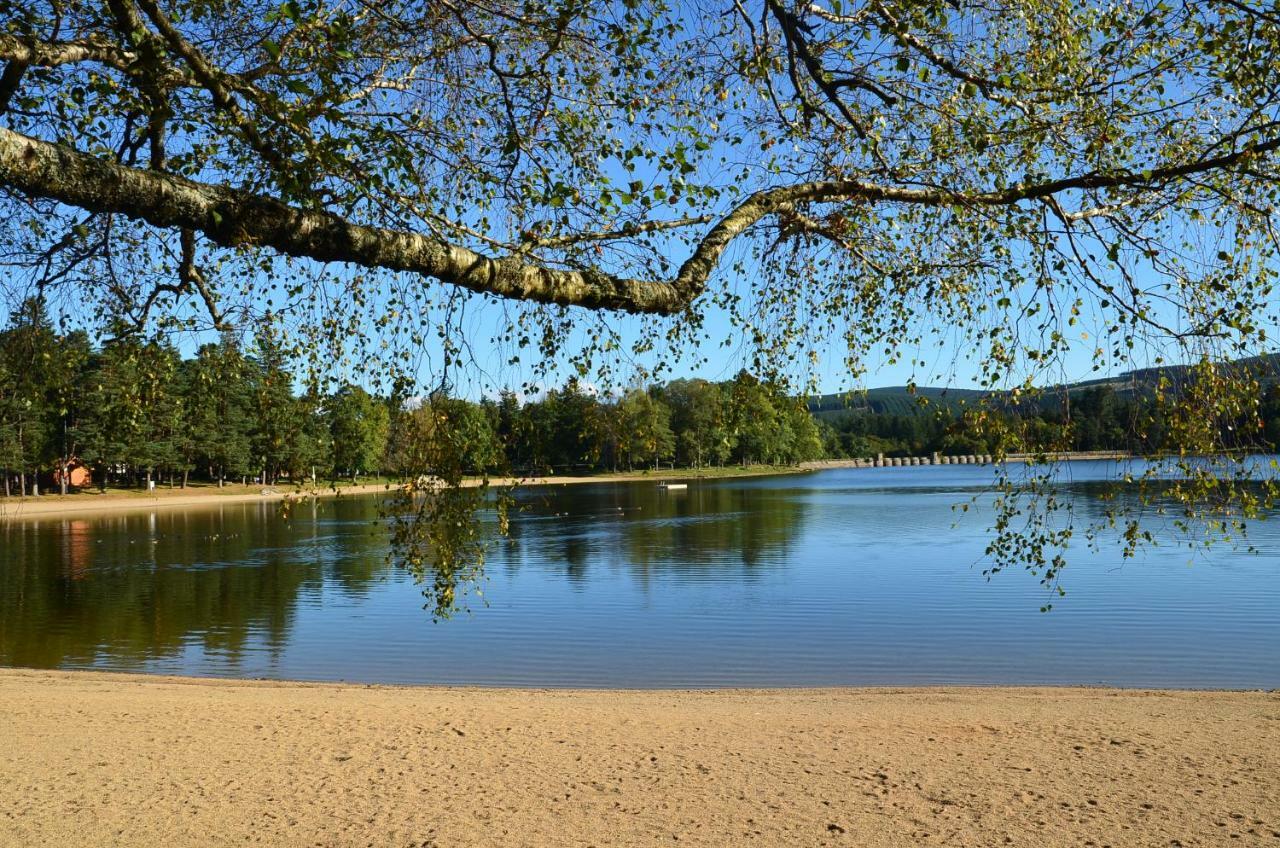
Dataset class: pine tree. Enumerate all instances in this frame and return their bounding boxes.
[187,337,254,486]
[250,331,301,485]
[75,336,186,488]
[0,299,56,494]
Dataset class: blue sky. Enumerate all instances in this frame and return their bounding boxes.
[3,0,1271,400]
[0,235,1236,402]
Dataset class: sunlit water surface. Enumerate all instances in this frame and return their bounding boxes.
[1,463,1276,688]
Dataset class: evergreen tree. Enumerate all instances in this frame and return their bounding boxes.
[145,342,187,486]
[186,337,255,486]
[0,357,25,496]
[76,335,185,488]
[0,300,57,494]
[48,330,92,494]
[250,332,301,484]
[550,379,601,470]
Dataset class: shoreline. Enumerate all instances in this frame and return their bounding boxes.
[0,664,1270,694]
[0,452,1165,520]
[0,480,396,520]
[2,668,1275,846]
[0,466,808,520]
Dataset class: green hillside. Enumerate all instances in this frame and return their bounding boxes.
[808,386,987,420]
[810,353,1280,422]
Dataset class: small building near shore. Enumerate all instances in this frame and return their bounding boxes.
[51,460,92,489]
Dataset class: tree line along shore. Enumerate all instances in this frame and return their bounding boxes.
[4,302,1274,499]
[1,303,832,497]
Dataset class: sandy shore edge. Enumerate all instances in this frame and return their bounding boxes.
[0,665,1271,694]
[0,468,807,520]
[2,668,1276,847]
[0,481,396,519]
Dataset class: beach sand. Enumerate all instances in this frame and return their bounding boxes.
[0,481,398,520]
[1,669,1276,846]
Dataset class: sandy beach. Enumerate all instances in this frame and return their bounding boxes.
[0,670,1275,847]
[0,481,398,520]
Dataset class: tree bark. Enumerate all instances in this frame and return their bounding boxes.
[7,126,1276,318]
[0,34,138,72]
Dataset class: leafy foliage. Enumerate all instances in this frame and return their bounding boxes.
[4,0,1280,609]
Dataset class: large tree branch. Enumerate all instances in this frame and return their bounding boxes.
[1,126,1278,316]
[0,34,137,71]
[0,126,687,312]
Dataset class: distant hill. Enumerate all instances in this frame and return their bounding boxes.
[1063,352,1280,397]
[809,352,1280,420]
[808,386,986,420]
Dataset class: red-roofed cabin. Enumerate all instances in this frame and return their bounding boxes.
[52,460,92,489]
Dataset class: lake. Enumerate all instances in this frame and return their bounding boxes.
[1,463,1276,688]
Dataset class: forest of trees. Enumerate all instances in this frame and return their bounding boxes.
[821,382,1280,459]
[9,299,1280,497]
[0,303,824,495]
[0,302,358,495]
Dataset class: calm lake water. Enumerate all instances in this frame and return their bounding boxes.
[1,463,1277,688]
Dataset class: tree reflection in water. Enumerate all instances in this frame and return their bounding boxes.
[0,482,809,670]
[502,482,808,587]
[0,497,390,669]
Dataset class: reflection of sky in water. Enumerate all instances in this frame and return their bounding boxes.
[1,463,1277,688]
